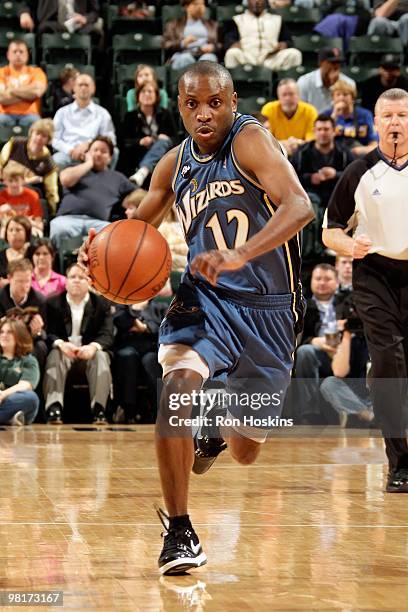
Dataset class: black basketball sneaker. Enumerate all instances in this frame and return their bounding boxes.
[156,507,207,575]
[386,468,408,493]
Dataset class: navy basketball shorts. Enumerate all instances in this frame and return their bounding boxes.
[159,276,297,440]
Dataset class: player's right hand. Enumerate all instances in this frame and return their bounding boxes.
[77,228,97,280]
[352,234,372,259]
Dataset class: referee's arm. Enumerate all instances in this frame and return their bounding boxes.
[322,160,372,259]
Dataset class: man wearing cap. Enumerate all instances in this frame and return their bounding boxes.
[361,54,408,113]
[368,0,408,46]
[297,47,356,113]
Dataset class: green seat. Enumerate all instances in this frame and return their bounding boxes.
[229,66,273,98]
[292,34,342,68]
[342,66,379,84]
[0,124,29,146]
[40,33,92,65]
[115,63,167,95]
[0,1,21,30]
[270,7,322,35]
[349,36,403,68]
[45,62,95,83]
[216,5,245,23]
[162,4,212,24]
[58,235,85,275]
[105,5,161,36]
[112,33,163,67]
[238,95,268,116]
[0,31,36,63]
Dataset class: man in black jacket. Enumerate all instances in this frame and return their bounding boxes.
[19,0,100,34]
[43,263,113,423]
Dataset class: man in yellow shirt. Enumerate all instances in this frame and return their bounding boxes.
[262,78,318,155]
[0,40,47,128]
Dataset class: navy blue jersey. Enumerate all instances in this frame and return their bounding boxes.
[172,114,302,298]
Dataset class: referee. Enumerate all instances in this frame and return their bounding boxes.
[323,88,408,493]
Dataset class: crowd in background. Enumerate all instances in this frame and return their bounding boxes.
[0,0,406,426]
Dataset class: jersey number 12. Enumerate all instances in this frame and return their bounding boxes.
[206,209,249,250]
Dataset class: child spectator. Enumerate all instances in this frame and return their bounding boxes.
[126,65,169,112]
[53,67,79,112]
[0,162,43,236]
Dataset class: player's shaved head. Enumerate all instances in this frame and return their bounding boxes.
[179,61,234,94]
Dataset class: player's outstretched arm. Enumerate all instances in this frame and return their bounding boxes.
[233,124,314,260]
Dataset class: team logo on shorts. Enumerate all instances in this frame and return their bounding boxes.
[181,164,191,178]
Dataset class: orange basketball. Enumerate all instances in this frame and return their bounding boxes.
[88,219,172,304]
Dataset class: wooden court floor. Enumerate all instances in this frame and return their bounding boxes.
[0,425,407,611]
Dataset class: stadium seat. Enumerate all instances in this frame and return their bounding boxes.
[0,31,36,63]
[0,1,21,31]
[270,6,322,36]
[216,5,245,23]
[40,33,92,65]
[112,33,163,67]
[292,35,343,68]
[228,66,273,98]
[349,36,403,68]
[0,124,28,146]
[45,63,95,83]
[238,96,268,116]
[58,235,85,275]
[115,63,167,95]
[105,4,161,36]
[162,4,212,24]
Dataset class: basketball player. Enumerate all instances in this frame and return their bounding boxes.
[80,62,314,574]
[323,88,408,494]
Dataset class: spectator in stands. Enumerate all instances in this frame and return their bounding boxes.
[0,216,31,286]
[324,80,377,156]
[291,115,354,260]
[19,0,101,35]
[0,40,47,128]
[27,238,66,297]
[320,295,373,427]
[125,81,177,186]
[163,0,219,69]
[0,259,48,373]
[261,78,318,156]
[52,67,79,112]
[361,54,408,113]
[52,74,117,169]
[0,163,44,237]
[224,0,302,70]
[50,137,136,249]
[126,65,169,112]
[335,255,353,293]
[294,263,340,423]
[43,263,113,424]
[368,0,408,46]
[291,115,354,211]
[297,47,356,113]
[0,317,40,426]
[113,300,167,423]
[0,118,59,215]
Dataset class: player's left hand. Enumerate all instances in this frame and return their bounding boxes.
[190,249,247,286]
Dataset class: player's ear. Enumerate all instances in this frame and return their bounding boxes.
[231,92,238,112]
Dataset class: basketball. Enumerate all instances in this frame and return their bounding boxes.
[88,219,172,304]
